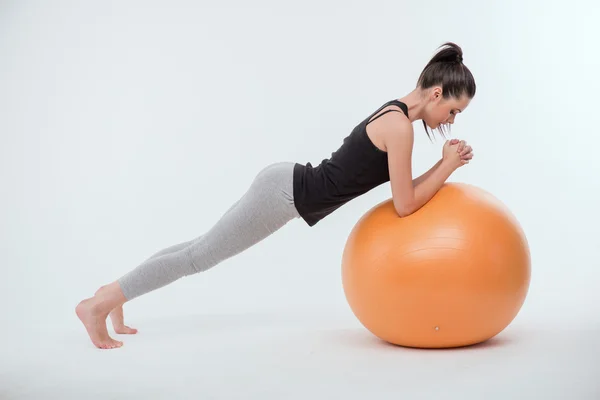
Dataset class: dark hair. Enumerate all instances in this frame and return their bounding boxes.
[416,42,476,139]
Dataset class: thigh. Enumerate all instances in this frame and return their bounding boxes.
[186,162,299,270]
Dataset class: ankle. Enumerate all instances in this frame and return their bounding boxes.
[91,292,123,314]
[95,282,127,303]
[94,285,108,296]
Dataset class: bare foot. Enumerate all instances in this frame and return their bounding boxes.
[75,298,123,349]
[76,282,128,349]
[109,305,138,334]
[94,285,138,334]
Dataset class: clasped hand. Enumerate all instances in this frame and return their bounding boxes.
[444,138,473,167]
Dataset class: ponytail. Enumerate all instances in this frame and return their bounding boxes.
[423,42,464,66]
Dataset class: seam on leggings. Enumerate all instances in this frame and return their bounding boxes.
[186,246,199,273]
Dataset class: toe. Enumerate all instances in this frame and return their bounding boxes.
[125,326,138,334]
[114,325,138,334]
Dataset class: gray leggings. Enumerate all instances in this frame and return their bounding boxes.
[117,161,301,301]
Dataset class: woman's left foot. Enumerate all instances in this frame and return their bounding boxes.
[95,284,138,335]
[75,298,123,349]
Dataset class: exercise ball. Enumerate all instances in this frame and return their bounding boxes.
[341,182,531,348]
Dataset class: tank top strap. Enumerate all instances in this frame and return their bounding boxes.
[365,100,409,126]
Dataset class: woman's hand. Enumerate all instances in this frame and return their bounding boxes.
[442,139,468,170]
[456,139,473,162]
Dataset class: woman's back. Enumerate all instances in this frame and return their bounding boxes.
[292,99,409,227]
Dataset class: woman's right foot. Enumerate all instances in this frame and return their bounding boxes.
[109,305,138,334]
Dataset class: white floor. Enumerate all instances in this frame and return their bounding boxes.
[1,309,598,400]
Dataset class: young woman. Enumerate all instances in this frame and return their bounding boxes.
[76,42,475,349]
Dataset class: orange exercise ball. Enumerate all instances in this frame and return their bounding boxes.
[341,182,531,348]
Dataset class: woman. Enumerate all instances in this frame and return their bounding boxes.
[77,41,475,349]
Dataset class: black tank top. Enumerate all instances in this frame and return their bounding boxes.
[293,99,409,226]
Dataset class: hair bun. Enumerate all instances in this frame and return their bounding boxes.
[456,54,463,63]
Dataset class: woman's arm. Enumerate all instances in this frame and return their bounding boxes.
[412,158,443,187]
[383,116,460,217]
[412,139,463,186]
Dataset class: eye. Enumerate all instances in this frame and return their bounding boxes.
[450,110,456,115]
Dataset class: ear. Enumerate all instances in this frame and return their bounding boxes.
[431,86,443,101]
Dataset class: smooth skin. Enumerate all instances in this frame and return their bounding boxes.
[366,85,473,216]
[76,85,473,349]
[76,284,131,349]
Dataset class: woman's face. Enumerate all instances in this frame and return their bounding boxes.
[424,88,471,130]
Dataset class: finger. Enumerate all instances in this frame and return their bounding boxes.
[461,149,474,158]
[458,140,466,152]
[460,145,472,156]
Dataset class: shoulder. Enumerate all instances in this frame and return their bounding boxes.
[378,110,414,150]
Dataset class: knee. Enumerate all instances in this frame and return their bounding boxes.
[182,246,203,276]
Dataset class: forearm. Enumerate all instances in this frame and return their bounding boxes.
[402,160,454,216]
[412,158,443,187]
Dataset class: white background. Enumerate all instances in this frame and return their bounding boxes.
[1,0,599,399]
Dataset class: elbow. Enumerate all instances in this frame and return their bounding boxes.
[394,203,414,218]
[396,209,412,218]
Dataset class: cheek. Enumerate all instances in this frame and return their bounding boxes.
[436,108,448,121]
[443,109,454,122]
[427,107,443,121]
